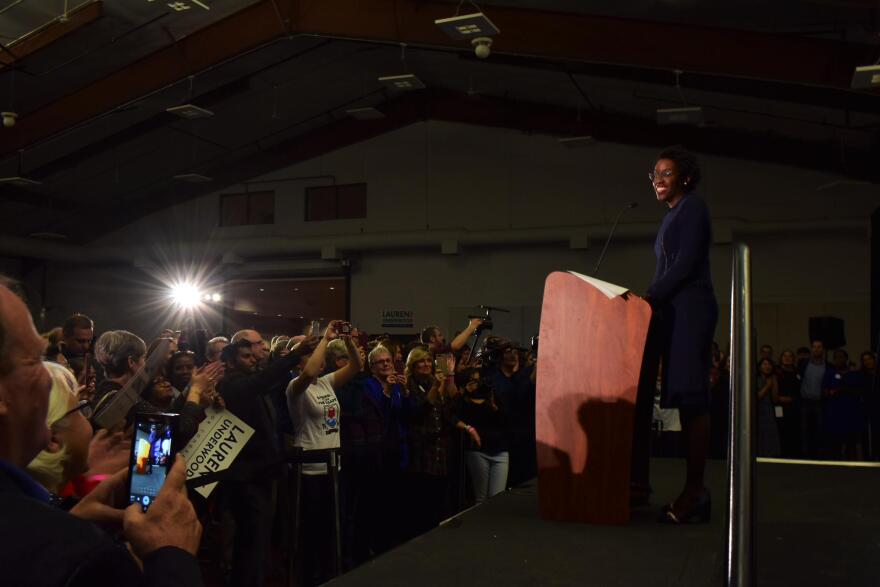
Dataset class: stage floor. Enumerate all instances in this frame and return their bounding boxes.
[329,458,880,586]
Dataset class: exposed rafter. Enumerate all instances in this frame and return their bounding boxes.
[2,0,877,158]
[0,1,104,71]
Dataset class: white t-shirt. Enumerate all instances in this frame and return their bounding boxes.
[286,372,339,475]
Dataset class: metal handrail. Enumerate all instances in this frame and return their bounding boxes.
[727,243,755,587]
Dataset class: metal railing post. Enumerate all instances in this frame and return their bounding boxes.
[727,242,755,587]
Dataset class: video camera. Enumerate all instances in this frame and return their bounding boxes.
[467,305,510,332]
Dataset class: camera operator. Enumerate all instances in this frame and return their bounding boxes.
[217,334,317,587]
[420,317,484,356]
[0,277,203,587]
[286,321,362,586]
[480,337,537,487]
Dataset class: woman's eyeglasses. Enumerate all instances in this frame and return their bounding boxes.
[648,169,674,183]
[52,399,93,425]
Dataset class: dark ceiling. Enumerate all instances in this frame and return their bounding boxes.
[0,0,878,244]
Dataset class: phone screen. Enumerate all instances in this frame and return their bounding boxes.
[127,413,178,512]
[434,353,448,376]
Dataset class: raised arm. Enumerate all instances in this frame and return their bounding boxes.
[289,322,340,396]
[220,339,317,403]
[331,334,363,390]
[450,318,484,352]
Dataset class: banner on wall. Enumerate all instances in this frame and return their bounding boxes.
[381,309,414,329]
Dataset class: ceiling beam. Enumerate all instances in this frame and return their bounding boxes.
[0,1,104,70]
[288,0,876,87]
[0,0,291,157]
[4,0,876,159]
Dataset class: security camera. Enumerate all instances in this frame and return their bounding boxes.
[1,112,17,128]
[472,37,492,59]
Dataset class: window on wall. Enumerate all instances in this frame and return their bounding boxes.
[219,191,275,226]
[305,183,367,221]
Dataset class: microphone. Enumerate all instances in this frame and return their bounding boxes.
[592,201,638,277]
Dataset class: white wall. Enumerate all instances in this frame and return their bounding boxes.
[39,121,874,354]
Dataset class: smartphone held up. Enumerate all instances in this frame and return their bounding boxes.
[127,412,179,512]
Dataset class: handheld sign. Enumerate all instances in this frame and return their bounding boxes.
[180,407,254,498]
[92,338,171,430]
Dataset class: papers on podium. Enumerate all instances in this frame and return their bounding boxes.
[566,271,630,299]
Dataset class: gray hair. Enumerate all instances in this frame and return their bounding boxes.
[326,339,349,364]
[367,345,390,365]
[94,330,146,377]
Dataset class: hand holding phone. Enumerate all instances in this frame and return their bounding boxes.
[127,413,178,512]
[123,455,203,558]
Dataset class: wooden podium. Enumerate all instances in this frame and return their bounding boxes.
[535,271,651,525]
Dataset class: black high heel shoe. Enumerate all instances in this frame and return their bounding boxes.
[659,491,711,524]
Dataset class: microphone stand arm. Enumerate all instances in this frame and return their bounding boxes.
[593,203,635,277]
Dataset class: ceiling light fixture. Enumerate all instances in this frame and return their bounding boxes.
[166,104,214,119]
[166,76,214,119]
[656,70,703,126]
[851,64,880,89]
[558,136,594,149]
[173,173,213,183]
[435,10,499,40]
[378,74,425,91]
[345,107,386,120]
[0,149,42,187]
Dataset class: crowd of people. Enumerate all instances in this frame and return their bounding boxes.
[653,340,880,463]
[6,266,879,586]
[753,341,878,461]
[10,280,538,587]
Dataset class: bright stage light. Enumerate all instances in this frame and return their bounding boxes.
[170,282,202,308]
[211,293,222,302]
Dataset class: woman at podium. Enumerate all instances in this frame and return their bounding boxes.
[641,146,718,524]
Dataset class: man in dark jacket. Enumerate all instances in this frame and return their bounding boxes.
[0,276,203,586]
[218,335,316,587]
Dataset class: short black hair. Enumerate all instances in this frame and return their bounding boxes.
[62,313,94,336]
[420,326,439,345]
[220,339,251,365]
[655,145,701,193]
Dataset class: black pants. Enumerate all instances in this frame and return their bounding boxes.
[404,472,448,539]
[296,474,337,587]
[224,479,274,587]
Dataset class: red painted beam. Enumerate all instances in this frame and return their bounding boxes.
[0,1,104,69]
[0,0,290,156]
[290,0,874,87]
[5,0,874,159]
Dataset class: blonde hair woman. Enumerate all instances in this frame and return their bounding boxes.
[404,346,457,537]
[27,362,93,494]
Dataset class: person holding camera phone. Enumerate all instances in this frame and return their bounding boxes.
[403,347,458,537]
[0,277,203,587]
[286,320,362,586]
[362,344,409,552]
